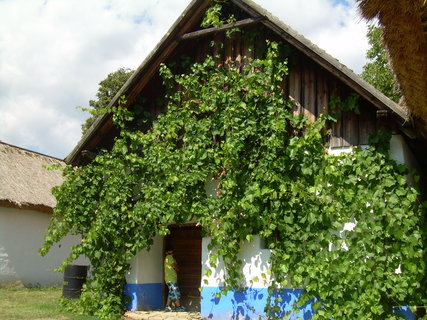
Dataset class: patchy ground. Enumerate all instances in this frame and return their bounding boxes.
[124,311,204,320]
[0,287,208,320]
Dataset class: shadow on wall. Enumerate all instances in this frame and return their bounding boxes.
[124,283,163,311]
[201,287,313,319]
[268,289,314,320]
[201,287,416,320]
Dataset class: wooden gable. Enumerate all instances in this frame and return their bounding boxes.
[161,25,380,148]
[66,0,418,168]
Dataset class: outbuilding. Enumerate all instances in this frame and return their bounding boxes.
[0,142,87,287]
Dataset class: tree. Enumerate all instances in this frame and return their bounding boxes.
[361,25,402,102]
[81,67,134,134]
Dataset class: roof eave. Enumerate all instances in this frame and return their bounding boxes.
[0,200,54,214]
[65,0,212,165]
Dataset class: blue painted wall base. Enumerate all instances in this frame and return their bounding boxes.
[201,287,313,320]
[201,287,416,320]
[124,283,163,311]
[393,306,416,320]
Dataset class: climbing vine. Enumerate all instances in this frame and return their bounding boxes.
[41,41,426,319]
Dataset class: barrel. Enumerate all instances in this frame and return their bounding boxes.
[62,264,88,299]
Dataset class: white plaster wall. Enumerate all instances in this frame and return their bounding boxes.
[0,207,88,287]
[126,235,164,284]
[389,135,420,182]
[328,135,416,169]
[390,135,406,164]
[328,146,354,155]
[202,236,271,288]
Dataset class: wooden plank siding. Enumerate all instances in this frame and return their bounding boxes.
[316,71,329,118]
[358,100,377,145]
[302,61,317,122]
[288,55,303,116]
[151,29,378,149]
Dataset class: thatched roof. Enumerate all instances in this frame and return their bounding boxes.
[0,142,64,213]
[66,0,411,166]
[357,0,427,123]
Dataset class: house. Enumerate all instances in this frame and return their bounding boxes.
[64,0,425,318]
[0,142,87,287]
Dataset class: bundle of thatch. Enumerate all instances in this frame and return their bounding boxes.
[0,142,64,213]
[357,0,427,123]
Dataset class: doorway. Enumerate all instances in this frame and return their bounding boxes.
[164,225,202,311]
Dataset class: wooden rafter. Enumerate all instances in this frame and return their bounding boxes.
[180,17,264,41]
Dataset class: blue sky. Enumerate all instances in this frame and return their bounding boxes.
[0,0,370,159]
[333,0,351,6]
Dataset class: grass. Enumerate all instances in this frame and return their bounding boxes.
[0,287,102,320]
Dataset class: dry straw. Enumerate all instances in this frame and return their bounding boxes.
[0,142,64,213]
[357,0,427,123]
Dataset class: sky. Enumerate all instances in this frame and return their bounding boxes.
[0,0,371,159]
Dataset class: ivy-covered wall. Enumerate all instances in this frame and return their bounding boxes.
[197,139,419,320]
[42,40,426,319]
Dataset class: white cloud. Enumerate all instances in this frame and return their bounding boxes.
[0,0,369,159]
[259,0,368,72]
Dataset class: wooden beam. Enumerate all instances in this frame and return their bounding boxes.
[180,17,264,41]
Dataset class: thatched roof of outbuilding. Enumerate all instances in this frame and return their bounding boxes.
[357,0,427,123]
[0,142,64,213]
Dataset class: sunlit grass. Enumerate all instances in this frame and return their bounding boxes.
[0,287,100,320]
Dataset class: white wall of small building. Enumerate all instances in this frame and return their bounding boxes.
[0,207,88,288]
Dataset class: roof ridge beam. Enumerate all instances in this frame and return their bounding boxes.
[179,17,264,41]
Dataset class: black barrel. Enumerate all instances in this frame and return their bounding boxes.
[62,264,88,299]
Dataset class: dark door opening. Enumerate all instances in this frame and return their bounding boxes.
[164,225,202,311]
